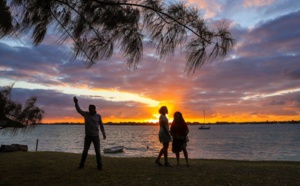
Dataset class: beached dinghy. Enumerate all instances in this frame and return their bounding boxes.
[103,146,124,153]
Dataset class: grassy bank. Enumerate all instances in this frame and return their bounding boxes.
[1,152,300,186]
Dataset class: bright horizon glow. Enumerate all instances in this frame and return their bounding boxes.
[2,71,300,124]
[1,79,160,107]
[43,115,299,124]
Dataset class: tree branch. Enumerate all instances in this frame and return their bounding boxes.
[49,6,95,63]
[93,0,211,43]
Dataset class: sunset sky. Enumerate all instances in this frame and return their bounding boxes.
[1,0,300,123]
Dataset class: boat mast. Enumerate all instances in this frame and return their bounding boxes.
[203,109,205,124]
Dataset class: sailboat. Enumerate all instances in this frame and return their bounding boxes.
[199,109,210,130]
[199,125,210,130]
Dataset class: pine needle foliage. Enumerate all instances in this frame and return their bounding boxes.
[0,0,13,37]
[0,85,44,135]
[2,0,234,73]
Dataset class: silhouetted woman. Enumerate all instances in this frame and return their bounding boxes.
[155,106,172,166]
[170,111,190,166]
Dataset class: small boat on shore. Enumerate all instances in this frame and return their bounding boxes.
[103,146,124,153]
[199,126,210,130]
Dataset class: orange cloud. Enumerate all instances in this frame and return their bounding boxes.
[186,0,222,18]
[243,0,276,8]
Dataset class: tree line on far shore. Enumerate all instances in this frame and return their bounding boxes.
[40,120,300,125]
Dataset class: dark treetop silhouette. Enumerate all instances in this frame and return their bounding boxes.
[0,85,44,135]
[0,0,234,73]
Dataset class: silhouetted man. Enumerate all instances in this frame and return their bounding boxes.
[73,96,106,170]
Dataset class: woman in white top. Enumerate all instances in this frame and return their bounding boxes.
[155,106,172,166]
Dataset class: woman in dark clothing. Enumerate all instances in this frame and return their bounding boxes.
[170,111,190,166]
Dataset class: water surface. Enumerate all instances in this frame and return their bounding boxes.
[1,124,299,161]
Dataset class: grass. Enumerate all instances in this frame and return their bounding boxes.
[1,152,300,186]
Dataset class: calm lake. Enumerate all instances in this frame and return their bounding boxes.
[1,124,300,161]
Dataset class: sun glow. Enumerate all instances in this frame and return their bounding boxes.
[3,79,299,124]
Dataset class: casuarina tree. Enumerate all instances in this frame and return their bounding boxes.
[1,0,234,73]
[0,0,13,37]
[0,85,44,135]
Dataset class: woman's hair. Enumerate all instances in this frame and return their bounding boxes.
[173,111,185,125]
[159,106,168,114]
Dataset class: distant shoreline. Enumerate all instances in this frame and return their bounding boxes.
[38,121,300,125]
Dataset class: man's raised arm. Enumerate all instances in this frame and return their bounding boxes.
[73,97,84,115]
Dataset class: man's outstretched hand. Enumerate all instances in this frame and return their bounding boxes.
[73,96,78,103]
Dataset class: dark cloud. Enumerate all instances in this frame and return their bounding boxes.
[239,10,300,57]
[268,100,285,106]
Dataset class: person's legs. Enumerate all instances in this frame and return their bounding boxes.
[175,152,180,165]
[79,136,92,168]
[155,148,164,166]
[163,142,171,166]
[172,139,180,165]
[92,136,102,169]
[183,147,189,166]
